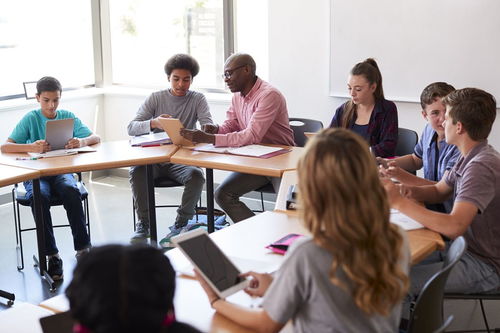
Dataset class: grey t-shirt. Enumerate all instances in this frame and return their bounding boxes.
[127,89,213,136]
[262,231,410,333]
[445,141,500,274]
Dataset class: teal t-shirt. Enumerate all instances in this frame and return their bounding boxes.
[9,109,92,144]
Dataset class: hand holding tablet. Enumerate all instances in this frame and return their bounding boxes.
[172,229,249,298]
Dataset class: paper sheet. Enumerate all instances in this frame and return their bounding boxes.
[390,209,424,230]
[129,132,171,146]
[28,146,96,159]
[194,144,286,157]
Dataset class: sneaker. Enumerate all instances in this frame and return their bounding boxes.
[159,224,189,248]
[48,256,63,281]
[130,222,150,243]
[75,247,91,261]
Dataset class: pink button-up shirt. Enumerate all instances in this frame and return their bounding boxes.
[215,78,295,147]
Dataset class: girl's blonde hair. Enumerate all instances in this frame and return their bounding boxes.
[298,128,408,316]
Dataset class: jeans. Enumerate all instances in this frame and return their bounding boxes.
[23,174,90,256]
[129,163,205,228]
[402,244,500,320]
[215,172,281,222]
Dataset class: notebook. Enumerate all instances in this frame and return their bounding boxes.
[45,118,74,150]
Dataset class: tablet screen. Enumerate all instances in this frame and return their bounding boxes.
[177,233,243,292]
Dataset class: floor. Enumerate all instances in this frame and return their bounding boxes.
[0,175,275,310]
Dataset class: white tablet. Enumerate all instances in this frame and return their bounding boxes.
[45,118,74,150]
[172,228,249,298]
[158,117,193,146]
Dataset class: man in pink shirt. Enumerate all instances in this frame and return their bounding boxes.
[181,53,294,222]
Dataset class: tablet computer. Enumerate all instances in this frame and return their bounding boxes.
[172,228,248,298]
[158,117,193,146]
[45,118,74,150]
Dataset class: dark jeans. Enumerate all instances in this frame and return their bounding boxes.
[23,174,90,256]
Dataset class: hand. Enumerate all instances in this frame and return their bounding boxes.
[193,269,220,306]
[381,177,404,208]
[31,140,50,153]
[378,160,402,179]
[376,157,389,169]
[150,114,171,130]
[65,137,82,149]
[180,129,215,144]
[202,124,219,134]
[240,271,273,297]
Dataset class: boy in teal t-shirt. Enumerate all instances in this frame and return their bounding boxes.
[1,76,100,281]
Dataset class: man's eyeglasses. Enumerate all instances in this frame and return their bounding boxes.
[222,64,247,79]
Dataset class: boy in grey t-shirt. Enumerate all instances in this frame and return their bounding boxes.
[384,88,500,320]
[128,54,213,247]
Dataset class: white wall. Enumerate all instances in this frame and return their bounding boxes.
[267,0,500,152]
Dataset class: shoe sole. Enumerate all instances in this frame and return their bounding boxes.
[50,274,64,281]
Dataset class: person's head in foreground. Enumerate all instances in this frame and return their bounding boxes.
[66,244,198,333]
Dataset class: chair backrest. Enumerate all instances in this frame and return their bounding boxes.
[395,128,418,157]
[408,236,467,333]
[288,118,323,147]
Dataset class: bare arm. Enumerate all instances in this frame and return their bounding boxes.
[195,270,283,333]
[1,138,49,153]
[384,178,476,239]
[402,178,452,203]
[392,154,423,171]
[65,133,101,149]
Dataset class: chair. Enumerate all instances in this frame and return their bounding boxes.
[407,236,467,333]
[288,118,324,148]
[444,292,500,332]
[12,173,90,271]
[395,127,419,157]
[132,176,201,229]
[254,118,324,212]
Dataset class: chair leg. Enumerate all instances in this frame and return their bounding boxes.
[84,198,91,241]
[132,198,136,231]
[260,191,265,212]
[478,299,491,333]
[14,201,25,271]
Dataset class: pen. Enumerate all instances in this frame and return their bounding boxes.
[16,157,38,160]
[141,144,161,147]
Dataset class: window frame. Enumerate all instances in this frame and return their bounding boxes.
[0,0,236,100]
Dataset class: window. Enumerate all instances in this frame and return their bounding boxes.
[109,0,227,90]
[0,1,95,100]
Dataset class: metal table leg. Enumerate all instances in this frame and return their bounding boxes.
[32,179,56,291]
[146,164,157,245]
[206,168,214,233]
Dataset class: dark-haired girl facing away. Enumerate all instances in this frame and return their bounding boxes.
[66,244,201,333]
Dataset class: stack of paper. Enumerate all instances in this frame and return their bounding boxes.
[194,144,289,158]
[129,132,172,147]
[390,209,424,230]
[28,146,96,159]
